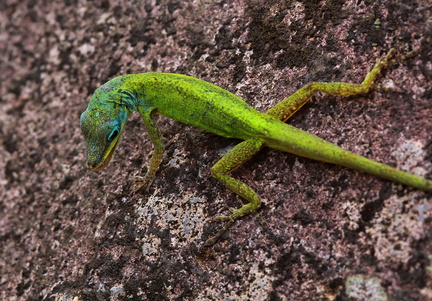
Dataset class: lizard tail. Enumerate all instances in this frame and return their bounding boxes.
[263,123,432,192]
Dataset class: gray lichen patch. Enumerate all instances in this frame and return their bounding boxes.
[134,190,207,246]
[345,275,387,301]
[365,192,430,264]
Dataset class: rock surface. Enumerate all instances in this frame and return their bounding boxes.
[1,0,431,300]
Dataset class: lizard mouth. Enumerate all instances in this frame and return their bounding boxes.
[92,138,119,171]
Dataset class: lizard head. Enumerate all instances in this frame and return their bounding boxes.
[80,77,136,171]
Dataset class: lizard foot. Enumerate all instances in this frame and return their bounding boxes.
[130,175,154,194]
[388,48,420,65]
[204,203,263,246]
[210,204,244,222]
[203,219,235,247]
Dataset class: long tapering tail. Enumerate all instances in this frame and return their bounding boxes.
[264,123,432,192]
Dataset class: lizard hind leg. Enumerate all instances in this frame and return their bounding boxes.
[266,48,398,122]
[204,138,264,246]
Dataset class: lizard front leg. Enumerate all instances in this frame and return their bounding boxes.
[131,109,165,194]
[204,138,264,246]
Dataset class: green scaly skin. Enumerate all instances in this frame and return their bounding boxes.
[80,49,432,246]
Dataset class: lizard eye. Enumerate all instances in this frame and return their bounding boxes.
[108,126,120,142]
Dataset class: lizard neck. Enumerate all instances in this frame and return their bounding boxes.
[118,73,155,113]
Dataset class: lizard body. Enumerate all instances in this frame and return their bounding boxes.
[80,49,432,245]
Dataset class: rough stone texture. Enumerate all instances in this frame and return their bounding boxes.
[1,0,431,300]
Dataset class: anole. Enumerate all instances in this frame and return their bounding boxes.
[80,49,431,245]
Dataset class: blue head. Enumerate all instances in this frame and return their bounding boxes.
[80,76,137,170]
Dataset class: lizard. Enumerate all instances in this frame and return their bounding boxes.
[80,49,432,246]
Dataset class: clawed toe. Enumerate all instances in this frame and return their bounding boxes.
[130,183,145,194]
[211,215,233,222]
[210,205,240,222]
[203,219,235,247]
[223,204,237,214]
[131,176,145,182]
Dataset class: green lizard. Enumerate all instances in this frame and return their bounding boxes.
[80,49,431,245]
